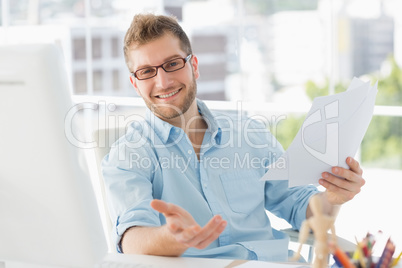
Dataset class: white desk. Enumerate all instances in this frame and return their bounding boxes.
[4,254,400,268]
[1,254,310,268]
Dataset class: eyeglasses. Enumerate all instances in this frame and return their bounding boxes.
[132,54,192,80]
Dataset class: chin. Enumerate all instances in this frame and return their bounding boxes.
[156,109,184,120]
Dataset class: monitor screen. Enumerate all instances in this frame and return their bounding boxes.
[0,43,107,267]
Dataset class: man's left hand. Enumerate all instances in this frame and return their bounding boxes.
[318,156,365,205]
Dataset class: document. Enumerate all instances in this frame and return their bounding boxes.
[261,77,377,187]
[233,261,310,267]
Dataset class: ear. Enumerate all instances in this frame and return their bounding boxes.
[129,75,141,96]
[190,55,200,80]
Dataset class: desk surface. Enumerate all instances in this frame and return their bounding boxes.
[104,254,310,268]
[1,254,310,268]
[5,253,401,268]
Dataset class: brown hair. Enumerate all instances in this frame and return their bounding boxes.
[123,13,193,71]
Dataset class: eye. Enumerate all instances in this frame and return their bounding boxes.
[165,59,181,70]
[140,68,155,75]
[137,67,156,78]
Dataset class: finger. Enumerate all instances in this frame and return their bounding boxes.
[151,199,190,217]
[183,215,226,247]
[166,218,187,234]
[319,176,352,193]
[319,178,356,202]
[324,166,364,186]
[193,220,227,249]
[175,225,202,243]
[321,172,351,191]
[321,169,364,192]
[346,157,363,175]
[150,199,169,213]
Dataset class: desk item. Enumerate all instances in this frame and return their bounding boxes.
[376,238,395,268]
[353,237,366,268]
[330,244,356,268]
[334,233,401,268]
[0,43,108,267]
[261,77,377,186]
[392,252,402,267]
[362,232,376,258]
[234,261,310,267]
[291,195,339,268]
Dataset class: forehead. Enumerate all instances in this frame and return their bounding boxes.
[128,33,185,70]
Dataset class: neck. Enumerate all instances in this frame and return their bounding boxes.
[164,100,207,157]
[165,100,205,131]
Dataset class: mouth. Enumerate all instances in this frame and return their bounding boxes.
[156,89,180,99]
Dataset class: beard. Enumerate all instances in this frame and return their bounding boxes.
[147,75,197,120]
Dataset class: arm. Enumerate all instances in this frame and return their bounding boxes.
[121,225,187,256]
[121,200,227,256]
[307,157,365,218]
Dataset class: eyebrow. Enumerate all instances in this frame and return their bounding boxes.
[135,54,185,70]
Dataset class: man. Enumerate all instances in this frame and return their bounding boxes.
[102,13,365,261]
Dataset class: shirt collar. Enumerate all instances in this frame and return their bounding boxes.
[145,108,175,144]
[197,99,222,145]
[145,99,222,145]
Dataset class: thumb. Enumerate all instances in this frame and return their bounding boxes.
[150,199,169,214]
[151,199,190,218]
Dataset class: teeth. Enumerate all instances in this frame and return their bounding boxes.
[158,90,179,99]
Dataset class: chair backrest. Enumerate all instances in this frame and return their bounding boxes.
[92,127,126,253]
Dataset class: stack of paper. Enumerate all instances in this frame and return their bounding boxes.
[261,77,378,187]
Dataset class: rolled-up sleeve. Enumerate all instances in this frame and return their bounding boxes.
[101,136,161,252]
[264,181,318,230]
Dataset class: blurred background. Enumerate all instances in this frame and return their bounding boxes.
[1,0,401,257]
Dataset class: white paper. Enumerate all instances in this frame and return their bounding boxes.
[261,77,378,187]
[234,260,311,268]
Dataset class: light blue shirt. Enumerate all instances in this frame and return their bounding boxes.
[102,99,318,261]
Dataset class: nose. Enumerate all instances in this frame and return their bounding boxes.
[154,67,174,89]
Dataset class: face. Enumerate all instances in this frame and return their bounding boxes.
[127,33,199,121]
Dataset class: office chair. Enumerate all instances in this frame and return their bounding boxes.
[92,127,126,253]
[282,228,356,263]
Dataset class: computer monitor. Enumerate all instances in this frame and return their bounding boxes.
[0,43,108,267]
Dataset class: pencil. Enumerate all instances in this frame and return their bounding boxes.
[354,236,366,268]
[391,251,402,267]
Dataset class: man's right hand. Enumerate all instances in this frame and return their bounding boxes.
[151,199,227,250]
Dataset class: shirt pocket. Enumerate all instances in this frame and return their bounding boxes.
[219,170,264,214]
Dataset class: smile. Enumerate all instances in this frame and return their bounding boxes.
[157,90,180,99]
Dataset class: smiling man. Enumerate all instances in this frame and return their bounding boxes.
[101,13,365,261]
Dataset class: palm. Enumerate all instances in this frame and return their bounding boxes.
[150,199,226,249]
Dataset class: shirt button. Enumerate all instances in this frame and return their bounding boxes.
[203,183,207,188]
[188,150,192,154]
